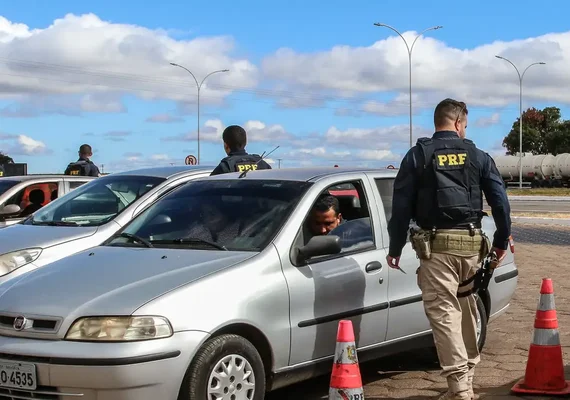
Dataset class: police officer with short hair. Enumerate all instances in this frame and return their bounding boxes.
[210,125,272,176]
[386,98,511,400]
[64,144,101,177]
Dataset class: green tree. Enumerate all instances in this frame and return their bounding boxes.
[502,106,568,155]
[0,152,14,164]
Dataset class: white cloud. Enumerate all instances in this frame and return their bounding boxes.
[145,113,184,123]
[162,119,294,144]
[324,124,432,149]
[150,154,169,160]
[474,112,501,127]
[261,30,569,108]
[104,152,180,173]
[0,133,50,155]
[0,13,257,106]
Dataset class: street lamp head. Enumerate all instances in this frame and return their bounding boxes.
[434,25,443,30]
[539,62,546,65]
[373,22,385,27]
[495,55,503,59]
[222,69,230,72]
[170,62,179,66]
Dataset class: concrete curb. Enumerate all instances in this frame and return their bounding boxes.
[508,196,570,202]
[512,216,570,226]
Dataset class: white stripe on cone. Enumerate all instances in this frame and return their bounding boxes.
[329,387,365,399]
[538,294,555,311]
[533,328,561,346]
[333,341,359,365]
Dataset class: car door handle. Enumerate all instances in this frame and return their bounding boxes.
[365,261,383,273]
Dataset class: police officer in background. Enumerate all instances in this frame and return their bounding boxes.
[386,98,511,400]
[64,144,101,177]
[210,125,272,176]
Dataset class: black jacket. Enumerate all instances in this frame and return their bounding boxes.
[387,131,511,257]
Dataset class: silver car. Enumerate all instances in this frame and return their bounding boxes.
[0,166,212,284]
[0,167,517,399]
[0,175,95,228]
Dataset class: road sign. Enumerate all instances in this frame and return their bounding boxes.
[185,155,197,165]
[387,164,395,169]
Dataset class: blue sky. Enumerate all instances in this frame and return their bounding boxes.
[0,0,569,173]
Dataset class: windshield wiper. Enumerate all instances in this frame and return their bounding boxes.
[150,237,228,251]
[115,232,154,248]
[31,220,79,226]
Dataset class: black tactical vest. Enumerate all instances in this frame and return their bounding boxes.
[64,160,90,176]
[224,153,269,173]
[414,137,483,230]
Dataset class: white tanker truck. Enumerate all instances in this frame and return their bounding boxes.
[494,152,570,188]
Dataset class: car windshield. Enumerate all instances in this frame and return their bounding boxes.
[0,180,20,196]
[106,179,313,251]
[25,175,166,227]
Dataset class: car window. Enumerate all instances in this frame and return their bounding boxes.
[297,179,375,257]
[69,181,88,190]
[0,180,19,197]
[2,182,59,218]
[107,179,313,251]
[25,175,165,227]
[374,178,394,223]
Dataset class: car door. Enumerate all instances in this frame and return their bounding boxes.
[279,175,389,366]
[0,179,64,226]
[366,173,430,340]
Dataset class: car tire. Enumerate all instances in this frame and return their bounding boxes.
[475,294,488,352]
[180,334,266,400]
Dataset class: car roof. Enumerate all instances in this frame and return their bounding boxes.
[0,175,97,182]
[202,166,398,182]
[109,165,215,179]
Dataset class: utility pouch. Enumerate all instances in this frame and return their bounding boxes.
[410,229,433,260]
[479,232,492,263]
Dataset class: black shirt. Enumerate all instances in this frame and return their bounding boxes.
[210,150,272,176]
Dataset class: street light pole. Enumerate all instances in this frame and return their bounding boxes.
[170,63,230,165]
[374,23,443,148]
[494,56,546,189]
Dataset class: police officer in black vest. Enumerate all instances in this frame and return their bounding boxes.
[64,144,101,177]
[210,125,272,176]
[386,98,511,400]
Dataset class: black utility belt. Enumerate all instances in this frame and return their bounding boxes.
[420,226,482,231]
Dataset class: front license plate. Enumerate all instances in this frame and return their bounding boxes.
[0,360,37,390]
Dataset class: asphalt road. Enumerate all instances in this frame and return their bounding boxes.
[267,223,570,399]
[490,199,570,214]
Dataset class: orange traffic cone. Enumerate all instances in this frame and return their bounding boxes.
[511,278,570,395]
[329,320,365,400]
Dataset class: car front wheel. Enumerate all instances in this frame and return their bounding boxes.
[475,294,488,352]
[180,333,266,400]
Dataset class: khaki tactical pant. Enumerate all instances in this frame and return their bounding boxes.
[417,252,480,399]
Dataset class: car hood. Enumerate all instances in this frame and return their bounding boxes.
[0,223,97,254]
[0,246,255,320]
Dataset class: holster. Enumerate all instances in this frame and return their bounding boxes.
[409,228,433,260]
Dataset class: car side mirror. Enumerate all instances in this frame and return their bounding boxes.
[295,235,342,265]
[0,204,21,219]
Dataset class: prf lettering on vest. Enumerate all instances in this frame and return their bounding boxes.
[437,153,467,166]
[70,170,80,175]
[237,164,258,172]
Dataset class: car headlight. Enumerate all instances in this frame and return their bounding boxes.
[0,248,42,276]
[65,316,173,342]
